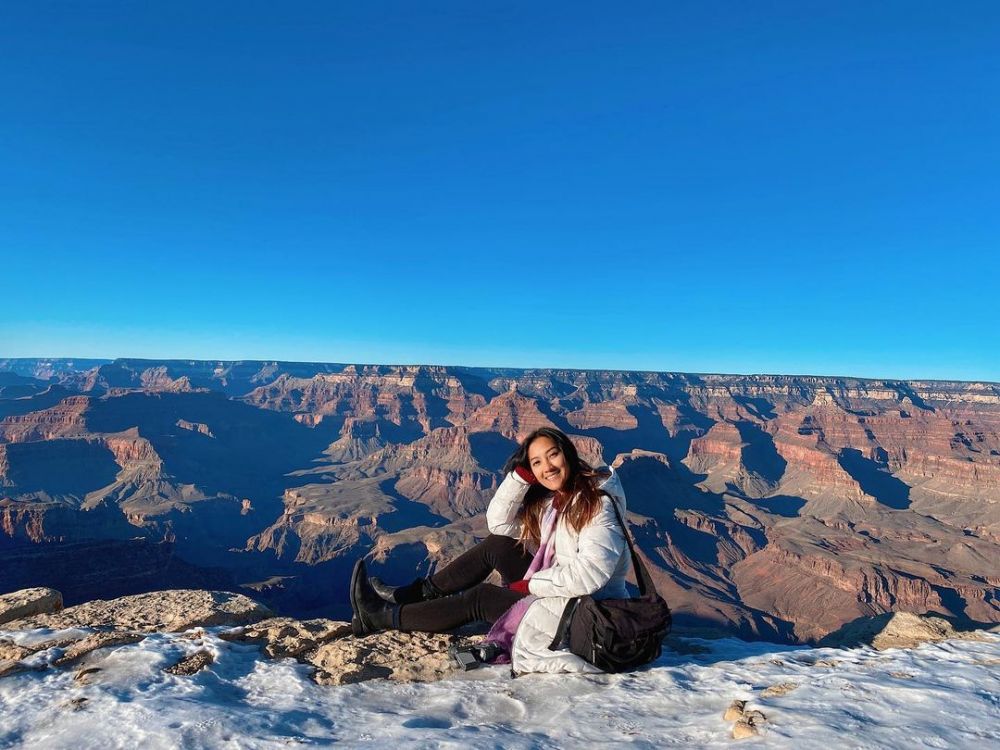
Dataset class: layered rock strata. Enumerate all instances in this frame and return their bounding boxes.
[1,359,998,643]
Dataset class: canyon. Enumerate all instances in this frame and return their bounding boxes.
[1,358,998,643]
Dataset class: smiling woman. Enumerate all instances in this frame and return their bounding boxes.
[529,434,568,491]
[507,428,612,558]
[348,426,632,674]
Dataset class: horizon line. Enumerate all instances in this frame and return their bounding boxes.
[2,355,998,388]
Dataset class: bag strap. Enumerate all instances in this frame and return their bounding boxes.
[605,492,660,599]
[547,597,580,650]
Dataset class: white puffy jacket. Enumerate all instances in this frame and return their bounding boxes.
[486,468,630,674]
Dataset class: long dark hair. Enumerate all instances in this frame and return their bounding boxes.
[503,427,611,547]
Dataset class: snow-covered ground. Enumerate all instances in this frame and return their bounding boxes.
[1,627,998,749]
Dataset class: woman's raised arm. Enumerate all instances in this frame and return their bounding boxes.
[486,470,533,538]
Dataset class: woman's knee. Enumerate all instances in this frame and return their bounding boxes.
[481,534,531,582]
[482,533,520,555]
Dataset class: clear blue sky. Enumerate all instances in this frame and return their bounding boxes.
[2,1,998,381]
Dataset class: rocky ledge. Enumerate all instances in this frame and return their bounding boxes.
[0,588,483,686]
[0,587,63,625]
[2,588,997,693]
[817,611,996,650]
[219,617,485,685]
[0,589,271,633]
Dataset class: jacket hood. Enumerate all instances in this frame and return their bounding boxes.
[598,466,626,512]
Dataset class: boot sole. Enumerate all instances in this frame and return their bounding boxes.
[349,559,366,635]
[351,615,365,637]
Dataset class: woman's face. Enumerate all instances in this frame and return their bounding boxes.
[527,435,570,492]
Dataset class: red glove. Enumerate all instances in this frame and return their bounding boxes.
[514,465,537,484]
[508,579,531,595]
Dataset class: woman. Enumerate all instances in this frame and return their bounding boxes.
[349,426,630,674]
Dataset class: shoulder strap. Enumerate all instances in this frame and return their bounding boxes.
[603,491,660,598]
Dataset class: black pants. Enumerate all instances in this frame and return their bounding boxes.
[398,534,533,632]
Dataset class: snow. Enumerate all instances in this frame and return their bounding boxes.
[1,628,998,749]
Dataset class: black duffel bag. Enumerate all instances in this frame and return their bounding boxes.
[548,496,672,672]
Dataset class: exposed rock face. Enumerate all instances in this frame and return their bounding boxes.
[308,630,484,685]
[0,630,150,680]
[246,477,405,565]
[0,539,237,606]
[0,589,272,632]
[52,631,146,668]
[0,587,63,625]
[325,417,384,462]
[566,399,638,431]
[243,365,490,436]
[768,415,870,505]
[2,359,999,643]
[219,617,484,684]
[0,640,31,663]
[164,649,215,675]
[817,611,987,651]
[2,590,997,691]
[103,430,163,474]
[0,589,277,686]
[465,388,554,438]
[0,395,90,444]
[219,617,352,659]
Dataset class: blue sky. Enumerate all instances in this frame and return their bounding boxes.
[2,1,998,380]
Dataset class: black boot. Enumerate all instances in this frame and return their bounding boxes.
[369,575,444,605]
[350,559,400,636]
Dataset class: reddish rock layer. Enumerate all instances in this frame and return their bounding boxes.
[1,360,998,642]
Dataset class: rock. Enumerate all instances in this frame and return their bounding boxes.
[219,617,351,659]
[0,630,142,679]
[761,682,798,697]
[1,590,272,633]
[0,587,63,625]
[220,617,479,685]
[74,667,102,684]
[21,634,88,653]
[165,650,214,676]
[0,660,26,678]
[817,612,986,651]
[972,656,1000,666]
[63,697,88,712]
[307,630,484,685]
[0,640,31,662]
[732,720,758,739]
[726,702,766,739]
[51,631,145,667]
[723,700,747,721]
[6,367,1000,646]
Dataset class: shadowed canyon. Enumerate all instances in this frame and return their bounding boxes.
[1,358,998,643]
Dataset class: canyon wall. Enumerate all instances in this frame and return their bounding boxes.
[1,358,998,641]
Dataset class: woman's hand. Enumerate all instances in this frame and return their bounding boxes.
[508,579,531,595]
[514,465,537,484]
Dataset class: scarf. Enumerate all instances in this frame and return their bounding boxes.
[482,503,560,662]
